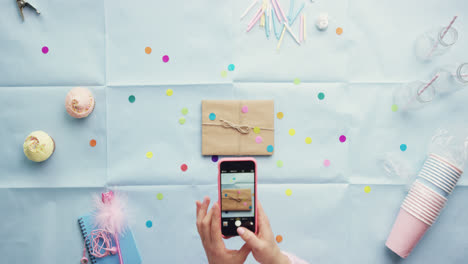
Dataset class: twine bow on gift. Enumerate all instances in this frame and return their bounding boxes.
[203,118,274,134]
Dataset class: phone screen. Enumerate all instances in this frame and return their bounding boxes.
[220,160,256,237]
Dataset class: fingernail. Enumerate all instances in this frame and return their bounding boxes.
[237,227,245,235]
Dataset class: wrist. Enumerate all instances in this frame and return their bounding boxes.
[265,248,291,264]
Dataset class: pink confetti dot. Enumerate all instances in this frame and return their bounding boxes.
[237,190,240,194]
[255,136,263,144]
[339,135,346,143]
[181,164,188,172]
[243,202,247,206]
[324,159,331,167]
[162,55,169,63]
[42,46,49,54]
[241,105,248,113]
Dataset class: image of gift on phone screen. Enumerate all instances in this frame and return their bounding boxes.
[218,158,257,237]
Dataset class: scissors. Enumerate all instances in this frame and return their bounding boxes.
[16,0,40,21]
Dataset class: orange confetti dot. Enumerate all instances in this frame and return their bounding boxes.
[277,112,284,119]
[336,27,343,35]
[276,235,283,243]
[145,47,152,54]
[89,139,97,147]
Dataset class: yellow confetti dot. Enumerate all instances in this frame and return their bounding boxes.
[364,186,371,193]
[289,129,295,136]
[254,127,261,134]
[146,152,153,159]
[277,160,283,168]
[157,193,164,200]
[391,104,398,112]
[285,189,292,196]
[221,70,228,78]
[166,89,173,96]
[277,112,284,119]
[305,137,312,144]
[336,27,343,35]
[179,117,186,125]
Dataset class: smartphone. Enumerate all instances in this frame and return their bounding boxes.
[218,157,257,238]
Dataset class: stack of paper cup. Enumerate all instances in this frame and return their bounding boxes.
[386,153,463,258]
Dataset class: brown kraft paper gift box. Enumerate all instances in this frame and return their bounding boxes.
[201,100,274,156]
[221,189,253,211]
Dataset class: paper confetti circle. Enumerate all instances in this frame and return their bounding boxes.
[336,27,343,35]
[400,144,407,152]
[305,137,312,144]
[289,129,296,136]
[181,107,188,115]
[285,189,292,196]
[364,186,371,193]
[146,152,153,159]
[392,104,398,112]
[221,70,228,78]
[179,117,186,125]
[241,105,249,113]
[42,46,49,54]
[255,136,263,143]
[324,159,331,167]
[293,78,301,85]
[181,164,188,172]
[228,64,235,71]
[253,127,261,134]
[166,89,173,96]
[89,139,97,147]
[145,47,152,54]
[318,92,325,100]
[277,112,284,119]
[128,95,136,103]
[146,220,153,228]
[209,113,216,121]
[276,235,283,243]
[157,193,164,200]
[162,55,170,63]
[339,135,347,143]
[211,155,219,162]
[267,145,274,152]
[277,160,283,168]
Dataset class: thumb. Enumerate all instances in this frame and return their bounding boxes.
[237,227,263,249]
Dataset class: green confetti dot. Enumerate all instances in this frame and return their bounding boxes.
[391,104,398,112]
[157,193,164,200]
[277,160,283,168]
[128,95,135,103]
[181,107,189,115]
[318,92,325,100]
[221,70,228,78]
[179,117,186,125]
[293,78,301,85]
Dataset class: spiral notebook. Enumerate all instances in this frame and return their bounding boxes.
[78,214,142,264]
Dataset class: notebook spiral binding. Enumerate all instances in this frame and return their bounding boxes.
[78,217,98,264]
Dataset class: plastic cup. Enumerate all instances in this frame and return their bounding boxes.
[386,208,430,258]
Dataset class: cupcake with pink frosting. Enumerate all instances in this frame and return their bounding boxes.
[65,87,95,118]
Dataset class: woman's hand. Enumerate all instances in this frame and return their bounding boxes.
[196,197,251,264]
[236,202,290,264]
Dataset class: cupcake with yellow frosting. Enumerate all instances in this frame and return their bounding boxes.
[65,87,95,118]
[23,131,55,162]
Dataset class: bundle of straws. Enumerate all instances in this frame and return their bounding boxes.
[241,0,307,50]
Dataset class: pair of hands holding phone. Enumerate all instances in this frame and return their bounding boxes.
[195,196,290,264]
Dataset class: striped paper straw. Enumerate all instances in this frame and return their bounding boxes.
[246,7,264,32]
[240,0,259,20]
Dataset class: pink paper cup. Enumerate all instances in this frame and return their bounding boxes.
[386,208,430,258]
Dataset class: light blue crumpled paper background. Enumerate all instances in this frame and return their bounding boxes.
[1,0,468,263]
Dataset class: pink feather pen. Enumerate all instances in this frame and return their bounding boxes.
[92,190,128,264]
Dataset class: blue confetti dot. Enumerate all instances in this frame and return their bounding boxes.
[267,145,274,152]
[249,206,252,209]
[228,64,235,71]
[400,144,407,152]
[233,177,236,180]
[225,193,227,197]
[209,113,216,121]
[146,220,153,228]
